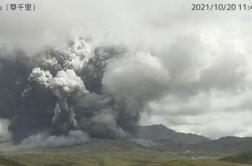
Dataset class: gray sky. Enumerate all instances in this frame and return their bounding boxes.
[1,0,252,139]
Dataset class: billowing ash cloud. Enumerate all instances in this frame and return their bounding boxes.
[0,36,167,147]
[102,52,170,131]
[2,0,252,143]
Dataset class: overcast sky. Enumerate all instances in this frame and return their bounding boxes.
[1,0,252,139]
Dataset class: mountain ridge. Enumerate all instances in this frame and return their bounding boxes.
[133,124,252,154]
[134,124,209,144]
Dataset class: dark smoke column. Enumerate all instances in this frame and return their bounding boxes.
[24,37,91,134]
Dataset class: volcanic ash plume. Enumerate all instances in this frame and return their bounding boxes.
[26,68,88,134]
[20,38,91,145]
[0,36,170,148]
[2,37,131,147]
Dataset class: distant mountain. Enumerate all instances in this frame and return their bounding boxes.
[132,125,252,154]
[187,136,252,153]
[134,124,209,144]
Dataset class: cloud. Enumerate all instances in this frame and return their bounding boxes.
[141,89,252,139]
[1,0,252,140]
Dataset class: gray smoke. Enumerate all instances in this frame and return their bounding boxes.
[20,130,89,148]
[1,34,212,147]
[0,36,162,147]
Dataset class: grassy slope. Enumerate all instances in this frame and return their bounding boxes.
[0,140,250,166]
[0,156,26,166]
[221,151,252,164]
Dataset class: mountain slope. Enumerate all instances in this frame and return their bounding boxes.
[187,136,252,153]
[133,125,252,154]
[134,124,209,144]
[1,139,250,166]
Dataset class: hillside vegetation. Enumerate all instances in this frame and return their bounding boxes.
[0,156,26,166]
[0,139,250,166]
[221,151,252,164]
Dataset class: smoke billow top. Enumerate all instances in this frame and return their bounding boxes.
[0,36,170,148]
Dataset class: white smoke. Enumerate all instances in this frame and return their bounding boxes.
[28,67,53,88]
[0,119,11,141]
[50,69,88,98]
[20,130,89,148]
[41,37,92,73]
